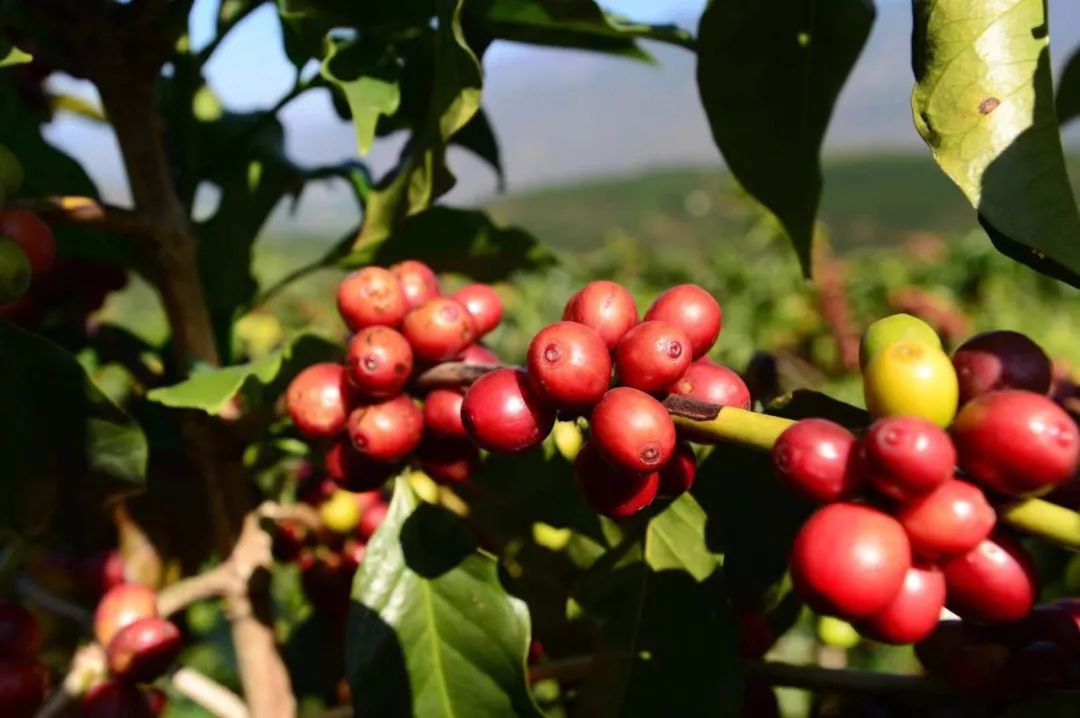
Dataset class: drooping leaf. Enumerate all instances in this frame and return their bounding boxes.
[1057,45,1080,126]
[696,0,875,273]
[146,333,340,415]
[912,0,1080,286]
[346,480,540,717]
[322,35,401,155]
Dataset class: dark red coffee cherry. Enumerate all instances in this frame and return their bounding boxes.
[417,436,480,485]
[666,360,750,409]
[896,480,995,561]
[461,368,555,453]
[324,437,399,493]
[337,266,408,331]
[450,284,502,338]
[590,387,676,473]
[562,280,638,351]
[657,442,696,497]
[285,363,356,438]
[401,297,476,362]
[737,611,775,660]
[144,688,167,717]
[860,416,956,502]
[858,564,946,645]
[423,389,467,438]
[458,343,500,365]
[389,260,440,309]
[0,659,47,718]
[527,321,611,411]
[348,395,423,462]
[952,330,1052,405]
[790,503,911,618]
[80,679,153,718]
[0,209,55,275]
[0,603,39,659]
[943,532,1037,624]
[771,419,862,503]
[1006,640,1070,699]
[952,390,1079,496]
[614,320,692,394]
[644,284,722,359]
[345,326,413,399]
[573,442,659,519]
[106,617,182,683]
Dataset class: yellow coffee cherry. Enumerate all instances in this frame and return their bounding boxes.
[863,340,958,427]
[319,490,361,534]
[552,420,584,462]
[817,616,861,649]
[859,313,941,370]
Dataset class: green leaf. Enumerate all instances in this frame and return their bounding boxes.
[344,206,556,281]
[346,480,540,717]
[0,39,31,68]
[146,333,340,414]
[451,108,504,189]
[912,0,1080,286]
[1057,45,1080,126]
[322,36,401,155]
[696,0,874,273]
[644,494,720,582]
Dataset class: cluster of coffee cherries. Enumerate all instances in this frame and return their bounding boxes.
[284,260,505,492]
[0,600,48,718]
[460,280,749,518]
[773,315,1079,646]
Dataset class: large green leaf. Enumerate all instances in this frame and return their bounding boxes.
[1057,45,1080,126]
[644,493,720,582]
[912,0,1080,286]
[346,480,540,717]
[322,36,401,155]
[696,0,874,273]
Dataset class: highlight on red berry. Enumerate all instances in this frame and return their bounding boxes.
[526,321,611,411]
[401,297,476,362]
[562,280,638,351]
[336,266,408,331]
[643,283,722,359]
[450,284,503,338]
[461,368,555,453]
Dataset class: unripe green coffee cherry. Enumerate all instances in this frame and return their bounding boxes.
[0,236,31,304]
[817,616,861,649]
[0,145,23,196]
[859,313,941,370]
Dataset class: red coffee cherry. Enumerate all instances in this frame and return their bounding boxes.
[590,387,676,473]
[0,209,55,275]
[78,550,127,598]
[1006,640,1070,699]
[790,503,911,618]
[666,360,750,409]
[337,267,408,331]
[562,280,638,351]
[324,437,399,493]
[952,390,1079,496]
[458,344,500,365]
[450,284,502,338]
[389,260,440,309]
[106,617,182,683]
[0,659,47,718]
[358,500,389,540]
[860,416,956,502]
[858,564,946,645]
[644,284,722,359]
[346,326,413,399]
[94,583,158,647]
[527,321,611,411]
[285,363,356,438]
[943,533,1037,624]
[347,395,423,462]
[417,436,480,485]
[80,679,152,718]
[0,603,39,659]
[897,480,995,561]
[771,419,862,503]
[462,368,555,453]
[401,297,476,362]
[952,330,1052,405]
[144,688,167,717]
[573,442,659,519]
[737,611,775,659]
[423,389,467,438]
[614,320,692,394]
[657,442,697,497]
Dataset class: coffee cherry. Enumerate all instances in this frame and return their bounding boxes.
[614,321,692,393]
[590,388,676,473]
[458,344,500,365]
[859,313,941,369]
[771,419,862,503]
[347,395,423,462]
[863,340,958,427]
[324,437,399,492]
[953,330,1052,405]
[737,612,775,659]
[461,368,555,453]
[858,564,946,644]
[0,238,30,305]
[952,390,1079,496]
[79,551,127,598]
[144,688,167,717]
[1006,640,1070,698]
[423,389,467,438]
[896,480,995,561]
[401,297,476,362]
[106,617,182,683]
[80,679,153,718]
[949,643,1011,698]
[0,603,38,659]
[94,583,158,646]
[657,442,697,497]
[0,209,55,275]
[0,659,47,718]
[573,442,659,519]
[943,533,1037,624]
[337,267,408,331]
[346,326,413,399]
[527,322,611,410]
[644,284,722,359]
[666,360,750,409]
[320,490,362,533]
[860,416,955,502]
[389,260,439,309]
[450,284,502,337]
[790,503,911,618]
[286,363,356,438]
[562,280,638,350]
[358,500,389,540]
[417,436,480,485]
[0,145,24,196]
[817,616,861,649]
